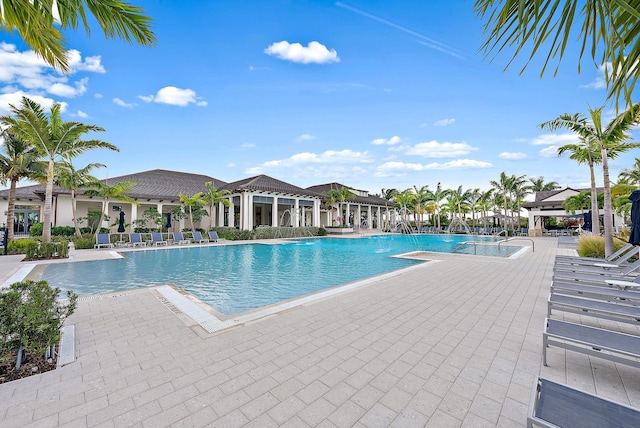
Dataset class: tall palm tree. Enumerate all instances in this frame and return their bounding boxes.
[511,174,530,230]
[541,103,640,256]
[490,172,513,230]
[618,158,640,186]
[413,185,430,230]
[478,189,494,229]
[0,97,119,242]
[474,0,640,104]
[426,182,449,230]
[528,176,560,192]
[179,192,205,231]
[324,186,356,226]
[466,188,481,227]
[1,0,156,73]
[0,131,45,240]
[563,192,591,214]
[55,160,104,237]
[202,182,231,230]
[83,181,136,239]
[393,189,414,224]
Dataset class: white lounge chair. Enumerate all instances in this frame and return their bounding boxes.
[528,377,640,428]
[191,231,209,243]
[172,231,191,245]
[150,232,168,246]
[94,233,113,249]
[543,318,640,368]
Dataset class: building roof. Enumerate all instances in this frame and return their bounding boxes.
[221,175,324,198]
[523,186,603,209]
[307,182,391,206]
[0,169,227,203]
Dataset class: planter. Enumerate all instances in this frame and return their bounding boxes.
[325,227,354,235]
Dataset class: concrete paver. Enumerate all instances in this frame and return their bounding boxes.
[0,237,639,427]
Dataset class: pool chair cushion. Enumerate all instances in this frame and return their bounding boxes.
[528,377,640,428]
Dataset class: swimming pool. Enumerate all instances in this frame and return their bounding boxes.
[40,234,520,315]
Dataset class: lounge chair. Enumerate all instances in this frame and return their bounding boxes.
[94,233,113,249]
[551,280,640,304]
[150,232,168,246]
[208,231,219,242]
[555,245,638,267]
[547,293,640,325]
[191,231,209,244]
[128,233,147,247]
[172,231,191,245]
[527,376,640,428]
[552,258,640,284]
[542,318,640,368]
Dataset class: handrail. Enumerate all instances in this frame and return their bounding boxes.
[498,237,535,252]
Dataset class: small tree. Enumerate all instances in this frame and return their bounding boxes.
[179,192,207,231]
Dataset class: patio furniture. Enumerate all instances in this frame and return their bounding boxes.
[527,376,640,428]
[547,293,640,325]
[208,231,219,242]
[150,232,168,246]
[94,233,113,249]
[553,257,640,277]
[551,280,640,305]
[554,244,638,267]
[543,318,640,368]
[172,231,191,245]
[192,231,209,243]
[128,233,147,247]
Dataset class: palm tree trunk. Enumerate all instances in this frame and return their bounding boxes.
[94,198,107,239]
[42,158,55,243]
[71,190,81,237]
[588,163,600,234]
[7,178,17,241]
[601,146,615,257]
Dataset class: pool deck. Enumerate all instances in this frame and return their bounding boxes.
[1,235,640,427]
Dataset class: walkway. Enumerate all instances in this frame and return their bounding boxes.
[1,237,639,427]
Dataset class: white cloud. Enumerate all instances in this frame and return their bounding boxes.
[372,136,401,145]
[246,149,373,176]
[530,133,580,146]
[139,86,207,107]
[540,145,560,157]
[265,41,340,64]
[48,77,88,97]
[240,143,255,150]
[580,62,610,90]
[499,152,527,160]
[66,50,105,73]
[296,134,315,142]
[434,118,455,127]
[0,92,62,114]
[227,162,236,167]
[374,159,492,176]
[113,98,135,108]
[76,110,87,118]
[403,140,477,158]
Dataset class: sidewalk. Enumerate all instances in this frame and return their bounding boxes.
[0,237,638,427]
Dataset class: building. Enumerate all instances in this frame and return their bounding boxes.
[0,170,395,234]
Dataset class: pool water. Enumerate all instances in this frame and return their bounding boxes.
[40,234,519,315]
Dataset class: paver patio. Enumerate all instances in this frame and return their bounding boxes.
[0,236,639,427]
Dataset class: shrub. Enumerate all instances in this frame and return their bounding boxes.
[51,226,75,236]
[72,235,95,250]
[29,223,43,237]
[576,236,628,258]
[317,227,328,236]
[6,238,39,255]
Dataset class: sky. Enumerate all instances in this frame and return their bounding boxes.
[0,0,637,195]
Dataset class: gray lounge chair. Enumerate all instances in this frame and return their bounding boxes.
[554,245,638,267]
[553,257,640,276]
[191,231,209,243]
[543,318,640,368]
[172,231,191,245]
[528,376,640,428]
[551,280,640,304]
[128,233,147,247]
[150,232,168,246]
[208,231,219,242]
[94,233,113,249]
[547,293,640,325]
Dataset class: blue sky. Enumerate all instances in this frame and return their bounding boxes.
[0,1,636,194]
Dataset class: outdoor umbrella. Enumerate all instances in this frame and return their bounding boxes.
[583,211,592,232]
[629,190,640,245]
[166,212,172,230]
[117,211,125,233]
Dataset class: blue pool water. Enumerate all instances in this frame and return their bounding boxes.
[40,234,519,315]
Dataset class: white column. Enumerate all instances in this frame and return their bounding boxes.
[131,203,138,225]
[294,199,300,227]
[377,206,381,229]
[241,193,252,230]
[356,205,361,228]
[217,202,223,227]
[345,203,350,226]
[229,202,235,228]
[313,200,321,227]
[272,197,278,227]
[367,206,372,229]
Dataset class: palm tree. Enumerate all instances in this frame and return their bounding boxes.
[324,186,356,226]
[528,176,560,192]
[83,181,136,239]
[541,104,640,256]
[0,130,44,240]
[618,158,640,186]
[474,0,640,104]
[466,188,481,227]
[179,192,206,231]
[477,189,494,229]
[393,189,414,224]
[55,160,105,237]
[0,97,119,242]
[202,182,231,230]
[426,182,449,230]
[548,126,602,234]
[563,192,591,214]
[1,0,156,73]
[413,185,430,230]
[511,174,530,230]
[490,172,513,230]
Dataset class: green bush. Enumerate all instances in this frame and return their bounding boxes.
[71,235,95,250]
[6,238,39,255]
[577,236,628,258]
[29,223,43,236]
[317,227,328,236]
[51,226,75,236]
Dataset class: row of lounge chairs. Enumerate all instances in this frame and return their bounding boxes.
[528,242,640,427]
[94,231,220,249]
